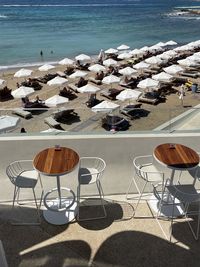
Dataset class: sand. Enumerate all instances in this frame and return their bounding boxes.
[0,63,200,134]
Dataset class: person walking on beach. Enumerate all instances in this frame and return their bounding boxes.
[178,84,185,106]
[40,50,43,57]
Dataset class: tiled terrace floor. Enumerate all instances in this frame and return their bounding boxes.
[1,196,200,267]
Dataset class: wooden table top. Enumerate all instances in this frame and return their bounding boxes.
[154,143,199,169]
[33,147,79,176]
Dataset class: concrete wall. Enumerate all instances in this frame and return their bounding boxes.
[0,132,200,201]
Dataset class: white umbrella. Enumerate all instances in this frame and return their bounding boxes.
[59,58,75,65]
[69,70,87,79]
[103,58,118,67]
[14,68,33,78]
[155,42,166,47]
[117,52,132,60]
[77,84,100,94]
[88,64,106,72]
[156,53,171,61]
[137,78,160,90]
[140,46,149,52]
[119,67,137,76]
[75,54,91,62]
[145,56,163,65]
[187,55,200,62]
[177,58,199,67]
[0,115,20,133]
[165,40,177,46]
[163,50,177,57]
[148,45,164,52]
[41,128,64,133]
[116,89,142,101]
[38,64,55,71]
[117,44,130,50]
[163,65,184,75]
[47,76,68,86]
[11,86,35,98]
[102,75,120,85]
[92,100,120,113]
[105,48,118,54]
[152,72,174,82]
[130,49,144,56]
[133,61,150,70]
[45,95,69,107]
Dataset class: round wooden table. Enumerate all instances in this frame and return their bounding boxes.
[33,146,79,225]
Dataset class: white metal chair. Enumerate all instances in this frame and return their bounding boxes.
[126,155,165,217]
[161,178,200,241]
[6,160,43,225]
[77,157,107,221]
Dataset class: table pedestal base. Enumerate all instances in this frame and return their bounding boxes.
[148,195,184,218]
[43,199,77,225]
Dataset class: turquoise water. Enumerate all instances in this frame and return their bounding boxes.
[0,0,200,68]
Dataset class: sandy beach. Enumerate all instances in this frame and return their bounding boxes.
[0,60,200,134]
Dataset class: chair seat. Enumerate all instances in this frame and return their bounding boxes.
[78,167,98,184]
[15,170,38,188]
[140,164,163,182]
[167,184,200,203]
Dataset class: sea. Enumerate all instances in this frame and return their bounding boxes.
[0,0,200,70]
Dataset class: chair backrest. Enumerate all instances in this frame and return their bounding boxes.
[79,157,106,181]
[6,160,34,186]
[133,155,153,182]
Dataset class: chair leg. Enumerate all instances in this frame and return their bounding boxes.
[134,181,148,217]
[12,186,18,209]
[97,180,107,218]
[76,184,81,221]
[126,173,141,200]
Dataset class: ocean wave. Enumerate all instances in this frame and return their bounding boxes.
[1,4,136,7]
[0,61,59,71]
[0,15,8,18]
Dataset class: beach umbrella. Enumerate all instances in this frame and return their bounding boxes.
[133,61,150,70]
[156,53,171,61]
[41,128,65,133]
[45,95,69,107]
[47,76,68,86]
[14,68,33,78]
[119,67,137,76]
[103,58,118,67]
[102,75,120,86]
[117,44,130,50]
[152,72,174,82]
[137,78,160,90]
[145,56,163,65]
[187,55,200,62]
[59,58,75,65]
[155,42,166,47]
[69,70,87,79]
[116,89,142,101]
[140,46,149,52]
[88,64,106,72]
[75,54,91,62]
[163,50,177,57]
[117,52,132,60]
[130,49,144,57]
[77,84,100,94]
[148,45,164,52]
[105,48,118,54]
[163,65,184,75]
[0,115,20,133]
[165,40,177,46]
[177,58,198,67]
[11,86,35,98]
[38,64,55,71]
[92,100,120,113]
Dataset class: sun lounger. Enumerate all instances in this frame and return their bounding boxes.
[68,83,79,93]
[88,77,102,85]
[120,107,150,120]
[137,96,160,105]
[12,108,32,119]
[102,114,130,131]
[44,116,60,128]
[180,72,199,78]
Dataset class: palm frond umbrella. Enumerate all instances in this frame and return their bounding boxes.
[0,115,20,133]
[14,68,33,78]
[69,70,87,79]
[116,89,142,103]
[11,86,35,98]
[88,64,106,73]
[163,65,184,75]
[59,58,75,66]
[137,78,160,91]
[38,64,55,71]
[119,67,137,76]
[117,52,132,60]
[102,75,120,89]
[45,95,69,107]
[152,72,174,83]
[117,44,130,51]
[47,76,68,86]
[92,100,120,113]
[103,58,117,67]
